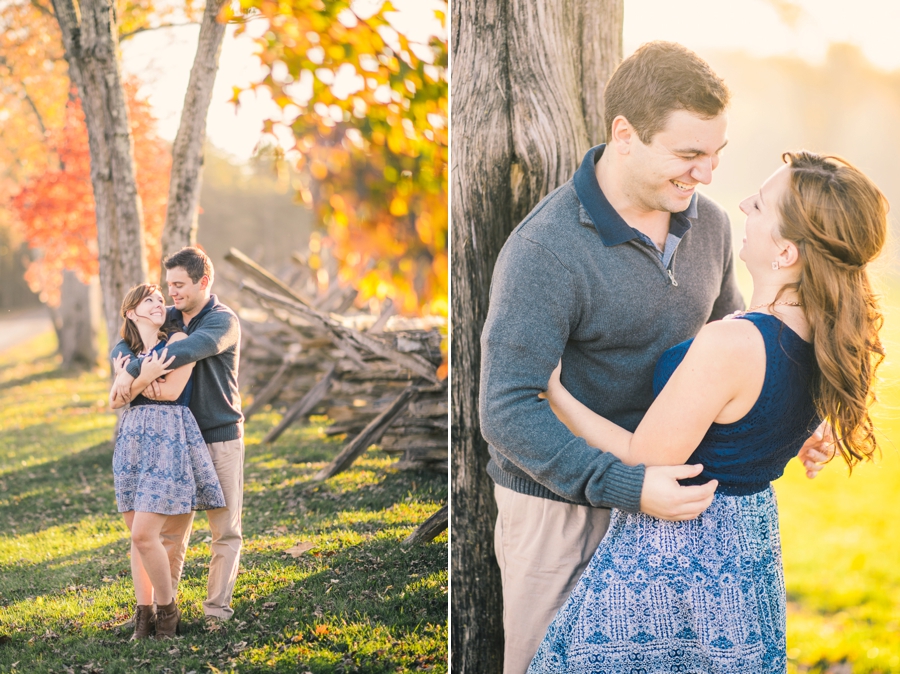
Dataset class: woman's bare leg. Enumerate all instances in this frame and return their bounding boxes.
[130,512,174,606]
[123,511,153,605]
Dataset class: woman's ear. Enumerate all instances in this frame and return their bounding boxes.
[125,309,136,322]
[777,240,801,269]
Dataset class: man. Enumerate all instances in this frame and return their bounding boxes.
[480,42,829,674]
[111,246,243,624]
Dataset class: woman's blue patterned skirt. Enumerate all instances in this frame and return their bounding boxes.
[527,487,786,674]
[113,404,226,515]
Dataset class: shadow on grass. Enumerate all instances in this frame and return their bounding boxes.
[0,535,130,605]
[0,529,447,674]
[0,441,117,536]
[0,357,74,392]
[0,422,114,468]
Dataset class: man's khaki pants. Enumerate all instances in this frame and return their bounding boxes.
[494,484,612,674]
[161,438,244,619]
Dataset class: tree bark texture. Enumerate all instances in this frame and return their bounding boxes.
[53,271,100,369]
[159,0,228,275]
[50,0,148,353]
[450,1,622,671]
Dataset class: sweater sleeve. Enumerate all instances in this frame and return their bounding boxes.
[479,233,645,511]
[122,310,238,379]
[709,211,745,321]
[111,339,136,363]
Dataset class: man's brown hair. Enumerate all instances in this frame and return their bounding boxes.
[164,246,214,284]
[604,41,730,144]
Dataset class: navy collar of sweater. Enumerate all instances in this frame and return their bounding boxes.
[167,294,218,332]
[573,144,697,247]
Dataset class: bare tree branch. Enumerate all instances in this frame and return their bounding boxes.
[0,55,48,136]
[30,0,55,18]
[119,21,200,41]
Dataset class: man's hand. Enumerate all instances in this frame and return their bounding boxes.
[111,370,136,405]
[797,422,835,479]
[640,464,718,521]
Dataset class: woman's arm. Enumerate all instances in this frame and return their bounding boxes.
[544,319,766,466]
[110,349,176,409]
[148,332,195,401]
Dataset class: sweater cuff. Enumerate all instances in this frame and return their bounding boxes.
[588,461,645,513]
[125,358,142,379]
[201,423,243,444]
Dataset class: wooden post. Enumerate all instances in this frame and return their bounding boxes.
[403,505,448,546]
[263,363,336,444]
[311,385,418,482]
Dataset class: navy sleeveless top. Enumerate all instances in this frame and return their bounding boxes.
[652,312,820,494]
[130,339,193,407]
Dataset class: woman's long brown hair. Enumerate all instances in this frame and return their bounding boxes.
[120,284,168,355]
[778,151,888,468]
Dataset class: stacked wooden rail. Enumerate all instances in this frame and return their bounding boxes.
[226,248,448,482]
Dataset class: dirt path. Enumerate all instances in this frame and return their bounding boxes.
[0,308,54,354]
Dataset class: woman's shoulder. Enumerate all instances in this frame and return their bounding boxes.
[688,317,766,371]
[696,315,764,344]
[166,331,188,344]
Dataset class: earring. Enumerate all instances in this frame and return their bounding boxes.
[772,260,780,270]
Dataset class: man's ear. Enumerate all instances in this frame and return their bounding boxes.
[199,275,210,290]
[609,115,635,155]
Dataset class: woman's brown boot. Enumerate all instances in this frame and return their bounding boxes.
[155,599,180,640]
[129,604,155,641]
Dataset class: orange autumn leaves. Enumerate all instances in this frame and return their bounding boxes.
[12,84,171,306]
[229,0,448,317]
[5,0,448,319]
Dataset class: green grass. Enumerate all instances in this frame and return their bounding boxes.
[0,333,448,674]
[779,286,900,673]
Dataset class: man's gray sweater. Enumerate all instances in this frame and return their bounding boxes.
[481,145,744,511]
[112,295,243,443]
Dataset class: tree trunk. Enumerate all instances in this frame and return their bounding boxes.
[159,0,229,275]
[450,1,622,671]
[54,271,100,369]
[50,0,148,353]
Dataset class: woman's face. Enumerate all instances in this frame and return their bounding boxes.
[738,163,792,270]
[129,290,166,328]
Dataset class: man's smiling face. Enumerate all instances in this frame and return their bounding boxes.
[166,266,208,316]
[624,109,728,214]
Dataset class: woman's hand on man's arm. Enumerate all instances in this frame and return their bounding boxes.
[141,333,195,401]
[109,349,174,408]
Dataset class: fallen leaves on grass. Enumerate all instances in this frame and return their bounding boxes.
[286,541,315,557]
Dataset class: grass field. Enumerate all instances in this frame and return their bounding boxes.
[778,284,900,674]
[0,333,448,674]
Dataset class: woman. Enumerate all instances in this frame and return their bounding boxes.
[110,283,225,640]
[528,152,887,673]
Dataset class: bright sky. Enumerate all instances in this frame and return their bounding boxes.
[623,0,900,70]
[120,0,444,161]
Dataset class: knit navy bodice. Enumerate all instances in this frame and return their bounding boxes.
[131,339,193,407]
[652,312,820,494]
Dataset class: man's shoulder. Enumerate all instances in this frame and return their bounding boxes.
[203,298,239,324]
[694,192,730,227]
[508,181,594,252]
